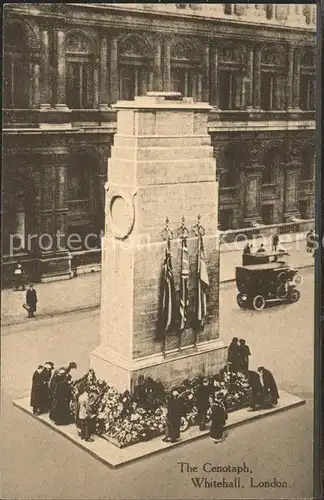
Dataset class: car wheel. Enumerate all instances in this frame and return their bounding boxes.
[288,289,300,303]
[236,293,246,308]
[252,295,266,311]
[292,273,303,287]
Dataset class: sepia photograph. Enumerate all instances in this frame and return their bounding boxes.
[1,3,321,499]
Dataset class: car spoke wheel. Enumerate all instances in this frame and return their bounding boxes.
[236,293,246,308]
[292,273,303,287]
[252,295,266,311]
[289,289,300,303]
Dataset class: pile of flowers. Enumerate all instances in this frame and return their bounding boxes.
[70,368,251,448]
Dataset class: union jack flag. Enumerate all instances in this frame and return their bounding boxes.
[196,235,209,328]
[179,238,189,331]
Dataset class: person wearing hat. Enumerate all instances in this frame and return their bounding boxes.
[39,361,55,413]
[227,337,241,372]
[209,394,228,444]
[258,366,279,407]
[76,384,95,442]
[49,370,73,425]
[30,365,44,415]
[196,379,211,431]
[25,283,37,318]
[238,339,251,373]
[248,370,264,411]
[162,390,185,443]
[49,361,77,401]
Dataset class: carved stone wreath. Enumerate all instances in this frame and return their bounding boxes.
[105,184,137,240]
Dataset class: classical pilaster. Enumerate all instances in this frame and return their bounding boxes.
[287,45,294,110]
[93,64,99,108]
[153,37,162,91]
[163,38,171,92]
[109,35,118,104]
[293,48,301,109]
[253,45,261,110]
[99,34,109,108]
[33,63,41,108]
[55,28,68,109]
[242,164,263,226]
[210,44,219,108]
[202,43,210,102]
[283,164,301,221]
[246,45,254,109]
[40,26,51,108]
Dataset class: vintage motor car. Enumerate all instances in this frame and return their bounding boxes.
[236,251,302,311]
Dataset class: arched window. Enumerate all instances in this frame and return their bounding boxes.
[300,49,315,111]
[262,149,282,184]
[3,22,32,108]
[66,31,96,109]
[218,44,245,110]
[119,36,153,100]
[300,147,315,181]
[171,41,202,99]
[260,46,286,110]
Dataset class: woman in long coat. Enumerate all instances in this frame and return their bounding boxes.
[258,366,280,406]
[162,390,184,443]
[49,372,73,425]
[30,365,44,415]
[209,396,228,443]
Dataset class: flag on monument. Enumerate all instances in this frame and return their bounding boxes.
[179,238,189,331]
[160,241,176,334]
[196,235,209,328]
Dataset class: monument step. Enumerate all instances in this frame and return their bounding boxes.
[13,390,305,468]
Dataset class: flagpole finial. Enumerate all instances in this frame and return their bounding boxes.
[177,216,189,240]
[161,217,173,241]
[192,214,205,237]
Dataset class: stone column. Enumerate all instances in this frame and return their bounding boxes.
[163,39,171,91]
[202,43,210,102]
[90,93,227,392]
[109,35,118,104]
[293,48,301,109]
[287,45,294,110]
[210,45,219,108]
[93,63,99,108]
[283,164,301,221]
[99,34,109,109]
[55,28,68,109]
[246,45,254,109]
[40,26,51,108]
[243,164,263,226]
[253,45,261,110]
[33,63,41,108]
[153,37,162,91]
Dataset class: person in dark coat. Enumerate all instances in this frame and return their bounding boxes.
[227,337,241,372]
[258,366,280,407]
[209,396,228,443]
[243,243,251,255]
[26,284,37,318]
[49,371,73,425]
[257,243,265,253]
[38,361,54,413]
[162,390,184,443]
[13,261,25,291]
[49,361,77,401]
[196,379,211,431]
[271,233,279,251]
[248,370,264,410]
[238,339,251,373]
[30,365,44,415]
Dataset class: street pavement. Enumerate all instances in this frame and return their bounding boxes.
[1,232,314,326]
[1,267,314,499]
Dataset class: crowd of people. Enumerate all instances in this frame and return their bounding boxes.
[227,337,279,411]
[30,361,95,442]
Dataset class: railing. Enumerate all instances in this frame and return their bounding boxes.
[220,219,315,244]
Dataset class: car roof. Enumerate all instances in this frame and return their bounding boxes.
[236,263,290,271]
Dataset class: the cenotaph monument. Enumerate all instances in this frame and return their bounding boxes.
[90,92,227,392]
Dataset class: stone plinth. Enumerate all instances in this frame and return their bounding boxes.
[90,93,227,392]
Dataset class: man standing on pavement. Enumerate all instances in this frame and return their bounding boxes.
[196,378,211,431]
[26,284,37,318]
[258,366,280,407]
[162,390,184,443]
[271,232,279,251]
[227,337,241,372]
[77,384,95,442]
[238,339,251,373]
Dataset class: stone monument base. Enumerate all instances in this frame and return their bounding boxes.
[90,339,227,393]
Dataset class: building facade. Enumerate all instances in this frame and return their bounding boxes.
[2,3,316,281]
